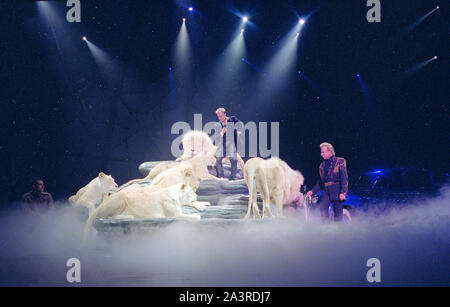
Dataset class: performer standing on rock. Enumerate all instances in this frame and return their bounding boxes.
[215,107,242,180]
[306,142,348,222]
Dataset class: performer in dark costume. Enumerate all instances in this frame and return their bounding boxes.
[306,142,348,222]
[215,107,242,180]
[21,178,54,211]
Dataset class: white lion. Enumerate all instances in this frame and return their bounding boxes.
[118,154,216,190]
[88,163,207,223]
[243,157,304,219]
[68,172,118,215]
[119,130,246,190]
[177,130,245,171]
[176,130,217,166]
[83,183,202,244]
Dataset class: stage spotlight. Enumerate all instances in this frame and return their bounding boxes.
[434,56,437,60]
[296,32,300,37]
[182,18,186,22]
[299,18,305,25]
[243,16,249,23]
[356,74,360,77]
[241,28,245,33]
[82,36,87,41]
[436,6,439,9]
[188,7,193,11]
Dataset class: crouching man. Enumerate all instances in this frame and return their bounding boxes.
[306,142,348,222]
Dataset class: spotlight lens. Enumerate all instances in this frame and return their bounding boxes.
[82,36,87,41]
[299,19,305,25]
[243,16,249,22]
[434,56,437,59]
[436,6,439,9]
[241,28,244,33]
[182,18,186,22]
[296,32,300,36]
[188,7,193,11]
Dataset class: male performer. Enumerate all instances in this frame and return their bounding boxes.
[306,142,348,222]
[21,178,54,211]
[215,107,242,180]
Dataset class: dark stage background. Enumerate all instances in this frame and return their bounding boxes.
[1,0,448,204]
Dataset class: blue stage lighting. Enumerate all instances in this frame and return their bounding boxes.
[188,7,193,11]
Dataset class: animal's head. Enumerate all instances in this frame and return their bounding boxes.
[289,170,304,202]
[98,172,118,192]
[182,131,216,165]
[292,191,305,207]
[179,183,197,205]
[182,167,200,191]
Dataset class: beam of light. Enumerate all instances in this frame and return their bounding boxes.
[242,58,262,73]
[404,6,439,34]
[36,1,75,56]
[298,71,320,92]
[297,70,338,105]
[393,56,437,85]
[169,67,176,109]
[356,74,375,107]
[243,16,249,23]
[258,21,303,102]
[84,39,120,85]
[357,6,439,72]
[172,18,193,88]
[207,29,248,101]
[376,56,439,102]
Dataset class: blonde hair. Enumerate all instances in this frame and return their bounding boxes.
[215,107,226,114]
[320,142,335,155]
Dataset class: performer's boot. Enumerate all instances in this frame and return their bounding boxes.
[215,157,224,178]
[229,157,238,180]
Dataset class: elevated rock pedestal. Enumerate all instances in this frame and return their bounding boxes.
[94,160,253,237]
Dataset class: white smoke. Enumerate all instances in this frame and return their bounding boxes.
[0,185,449,286]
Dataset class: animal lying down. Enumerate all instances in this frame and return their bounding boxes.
[83,183,209,243]
[68,172,118,215]
[119,154,220,191]
[95,162,207,215]
[244,157,304,219]
[118,130,247,190]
